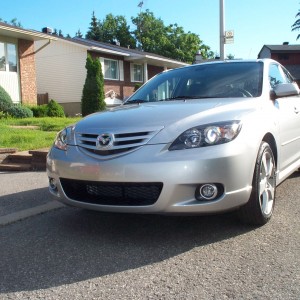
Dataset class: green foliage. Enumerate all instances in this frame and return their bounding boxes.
[85,11,102,41]
[75,29,83,38]
[132,10,166,52]
[0,111,10,119]
[46,99,65,117]
[0,18,22,27]
[27,104,48,117]
[134,83,142,91]
[292,9,300,39]
[0,117,81,151]
[131,10,212,63]
[0,85,13,112]
[81,54,106,116]
[86,12,136,48]
[84,10,214,63]
[7,105,33,118]
[1,117,81,131]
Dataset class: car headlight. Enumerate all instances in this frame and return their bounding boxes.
[54,126,74,151]
[169,121,242,150]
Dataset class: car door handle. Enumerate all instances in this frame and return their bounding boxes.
[294,107,299,114]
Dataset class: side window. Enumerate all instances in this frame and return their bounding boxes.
[281,66,294,84]
[269,64,286,89]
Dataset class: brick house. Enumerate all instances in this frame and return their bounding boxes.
[0,22,56,105]
[34,36,188,116]
[258,44,300,85]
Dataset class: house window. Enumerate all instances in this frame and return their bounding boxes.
[104,59,119,80]
[0,42,17,72]
[131,63,143,82]
[0,42,6,71]
[7,44,17,72]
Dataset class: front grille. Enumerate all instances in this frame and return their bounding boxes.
[60,178,163,206]
[75,127,163,157]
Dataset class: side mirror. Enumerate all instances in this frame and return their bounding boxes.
[272,83,300,99]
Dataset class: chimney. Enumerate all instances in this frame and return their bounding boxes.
[193,50,203,64]
[42,27,53,34]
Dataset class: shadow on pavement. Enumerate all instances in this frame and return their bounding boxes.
[0,193,255,293]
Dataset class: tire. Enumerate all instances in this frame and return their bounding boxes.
[238,141,276,225]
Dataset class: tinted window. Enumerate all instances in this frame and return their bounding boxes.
[129,62,263,102]
[269,64,288,88]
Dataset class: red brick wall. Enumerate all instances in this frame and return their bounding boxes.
[271,53,300,65]
[18,39,37,105]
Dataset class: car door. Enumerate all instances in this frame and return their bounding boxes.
[270,63,300,171]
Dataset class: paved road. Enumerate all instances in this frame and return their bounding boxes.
[0,171,299,299]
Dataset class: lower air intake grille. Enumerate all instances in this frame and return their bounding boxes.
[60,178,163,206]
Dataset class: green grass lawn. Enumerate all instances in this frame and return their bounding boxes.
[0,117,81,151]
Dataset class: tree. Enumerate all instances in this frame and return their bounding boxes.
[84,9,212,63]
[86,12,136,48]
[132,10,167,52]
[114,15,136,48]
[0,18,22,27]
[75,29,83,38]
[101,14,136,48]
[81,54,105,116]
[292,9,300,39]
[85,11,102,41]
[132,10,212,63]
[227,53,235,59]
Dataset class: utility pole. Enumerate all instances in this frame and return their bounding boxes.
[220,0,225,60]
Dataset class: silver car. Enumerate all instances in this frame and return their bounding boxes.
[47,59,300,225]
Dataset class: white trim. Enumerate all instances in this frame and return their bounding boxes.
[119,60,124,81]
[144,62,148,82]
[90,46,130,57]
[0,24,57,41]
[99,57,104,76]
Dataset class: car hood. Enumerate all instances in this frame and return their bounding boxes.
[75,99,256,143]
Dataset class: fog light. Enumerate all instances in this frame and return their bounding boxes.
[49,177,57,191]
[196,184,218,201]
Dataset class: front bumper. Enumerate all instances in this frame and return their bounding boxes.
[47,142,255,214]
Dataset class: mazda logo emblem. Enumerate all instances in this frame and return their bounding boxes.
[96,133,114,150]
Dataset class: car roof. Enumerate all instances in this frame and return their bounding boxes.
[161,59,273,75]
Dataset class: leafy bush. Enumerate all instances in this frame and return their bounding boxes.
[29,104,48,117]
[134,83,142,92]
[81,54,105,116]
[46,99,65,117]
[7,105,33,118]
[0,111,10,119]
[0,85,13,112]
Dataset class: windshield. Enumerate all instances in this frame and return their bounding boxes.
[126,62,263,103]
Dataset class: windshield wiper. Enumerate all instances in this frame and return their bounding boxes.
[164,96,198,101]
[124,99,148,105]
[163,95,216,101]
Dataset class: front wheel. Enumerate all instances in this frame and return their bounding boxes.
[238,142,276,225]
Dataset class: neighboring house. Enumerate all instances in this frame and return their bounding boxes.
[258,44,300,85]
[34,36,188,116]
[0,22,56,105]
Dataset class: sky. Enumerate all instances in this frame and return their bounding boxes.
[1,0,299,59]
